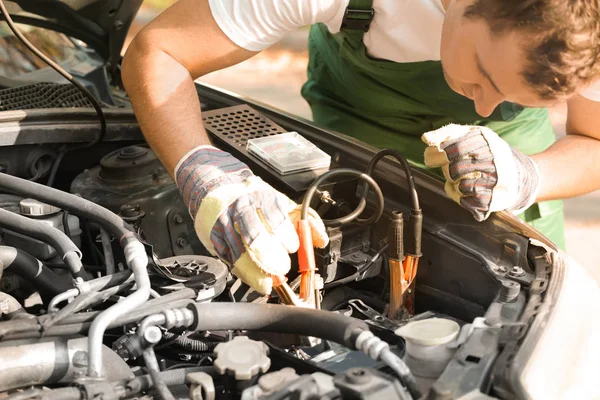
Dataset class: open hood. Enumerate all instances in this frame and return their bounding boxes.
[1,0,142,70]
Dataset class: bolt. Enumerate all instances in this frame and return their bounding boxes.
[177,238,188,248]
[508,266,525,277]
[173,214,183,224]
[72,351,88,368]
[345,368,371,384]
[493,266,508,274]
[143,326,162,345]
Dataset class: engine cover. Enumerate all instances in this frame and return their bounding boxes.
[70,145,204,258]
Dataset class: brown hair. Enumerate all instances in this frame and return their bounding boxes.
[465,0,600,100]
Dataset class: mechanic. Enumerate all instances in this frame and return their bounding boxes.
[121,0,600,293]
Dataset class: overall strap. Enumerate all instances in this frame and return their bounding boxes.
[340,0,374,37]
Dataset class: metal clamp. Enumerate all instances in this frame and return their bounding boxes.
[348,299,405,332]
[341,7,374,32]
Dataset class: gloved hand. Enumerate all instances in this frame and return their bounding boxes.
[422,124,541,221]
[175,146,328,295]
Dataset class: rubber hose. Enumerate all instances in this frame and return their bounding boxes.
[0,208,88,280]
[126,366,217,395]
[86,270,133,292]
[162,332,218,352]
[39,387,81,400]
[365,149,419,211]
[0,246,73,295]
[301,168,384,227]
[187,303,369,349]
[0,173,132,241]
[1,298,195,340]
[59,290,196,325]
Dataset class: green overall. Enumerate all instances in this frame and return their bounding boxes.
[300,1,565,249]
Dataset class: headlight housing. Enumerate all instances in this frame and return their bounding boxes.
[514,251,600,399]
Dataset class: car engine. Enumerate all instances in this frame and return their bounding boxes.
[0,96,550,400]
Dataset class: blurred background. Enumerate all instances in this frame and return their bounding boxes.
[131,1,599,279]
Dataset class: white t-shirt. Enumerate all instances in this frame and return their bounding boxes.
[208,0,600,102]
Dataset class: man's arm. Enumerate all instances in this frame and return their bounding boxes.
[531,95,600,201]
[121,0,256,176]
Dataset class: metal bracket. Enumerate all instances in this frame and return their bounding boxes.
[187,372,215,400]
[341,8,375,32]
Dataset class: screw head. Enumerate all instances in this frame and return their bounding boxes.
[143,326,162,345]
[174,214,183,224]
[509,266,525,277]
[177,237,188,248]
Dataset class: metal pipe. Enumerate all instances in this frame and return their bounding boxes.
[387,211,406,319]
[1,299,195,341]
[88,240,150,378]
[0,337,132,392]
[48,289,80,313]
[48,270,134,312]
[142,347,176,400]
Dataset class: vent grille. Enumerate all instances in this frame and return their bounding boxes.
[203,104,330,195]
[202,104,286,148]
[0,82,93,111]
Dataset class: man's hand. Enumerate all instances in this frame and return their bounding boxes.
[176,146,328,295]
[422,124,541,221]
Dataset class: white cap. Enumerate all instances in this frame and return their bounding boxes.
[19,199,60,217]
[214,336,270,380]
[394,318,460,346]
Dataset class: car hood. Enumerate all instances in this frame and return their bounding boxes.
[2,0,142,69]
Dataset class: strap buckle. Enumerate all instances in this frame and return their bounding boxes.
[341,7,374,32]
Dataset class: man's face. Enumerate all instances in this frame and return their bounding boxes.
[440,0,555,117]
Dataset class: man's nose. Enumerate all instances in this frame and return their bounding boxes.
[473,86,503,118]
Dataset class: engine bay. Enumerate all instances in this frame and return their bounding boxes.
[0,94,554,400]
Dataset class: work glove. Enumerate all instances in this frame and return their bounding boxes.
[175,146,328,295]
[422,124,541,221]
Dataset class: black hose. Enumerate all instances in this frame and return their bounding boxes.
[0,1,106,189]
[126,366,217,395]
[365,149,419,211]
[0,246,73,295]
[86,270,133,292]
[0,173,134,244]
[0,208,88,280]
[365,149,423,256]
[62,210,72,239]
[302,168,385,227]
[187,303,369,349]
[323,244,389,291]
[162,332,218,352]
[46,148,66,188]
